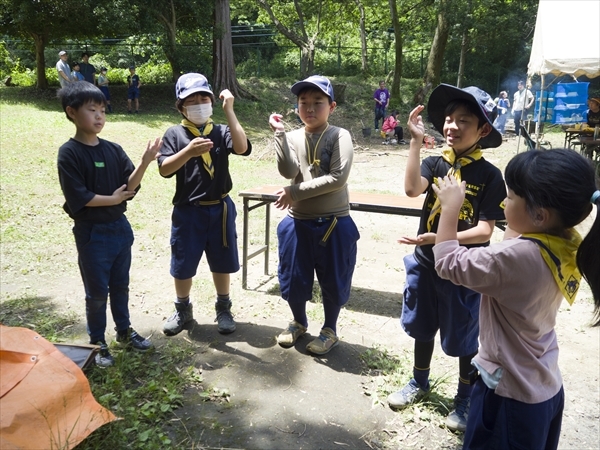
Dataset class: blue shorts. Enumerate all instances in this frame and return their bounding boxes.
[128,88,139,100]
[401,253,480,357]
[99,86,110,101]
[169,196,239,279]
[277,215,359,306]
[463,378,564,450]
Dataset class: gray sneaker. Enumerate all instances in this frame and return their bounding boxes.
[387,379,429,409]
[163,301,194,336]
[93,341,115,368]
[446,395,470,432]
[215,299,236,334]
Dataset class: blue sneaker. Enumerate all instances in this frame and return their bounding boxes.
[93,341,115,368]
[115,327,153,352]
[387,379,429,409]
[446,395,470,432]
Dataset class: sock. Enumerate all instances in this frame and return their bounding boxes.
[322,300,341,334]
[458,353,477,398]
[413,340,435,389]
[216,294,230,304]
[288,301,308,328]
[457,377,472,399]
[413,366,430,390]
[175,296,189,305]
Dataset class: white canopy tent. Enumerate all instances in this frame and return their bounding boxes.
[527,0,600,145]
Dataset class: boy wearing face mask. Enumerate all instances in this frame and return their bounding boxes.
[158,73,252,337]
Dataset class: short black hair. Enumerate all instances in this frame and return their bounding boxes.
[58,82,106,122]
[81,52,90,58]
[296,86,333,105]
[444,99,487,129]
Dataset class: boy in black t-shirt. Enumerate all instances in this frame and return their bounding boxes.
[158,73,252,337]
[57,82,162,367]
[389,84,506,432]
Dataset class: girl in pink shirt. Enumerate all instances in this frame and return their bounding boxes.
[432,149,600,450]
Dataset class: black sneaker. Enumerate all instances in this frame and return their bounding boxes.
[94,341,115,368]
[215,299,236,334]
[115,327,153,352]
[163,301,194,336]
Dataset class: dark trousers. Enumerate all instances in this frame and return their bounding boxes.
[374,106,386,129]
[73,216,134,343]
[463,377,564,450]
[513,110,524,136]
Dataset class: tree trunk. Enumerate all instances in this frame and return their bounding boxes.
[389,0,402,98]
[213,0,256,99]
[355,0,368,73]
[32,33,48,89]
[423,0,450,89]
[299,41,315,78]
[456,30,468,88]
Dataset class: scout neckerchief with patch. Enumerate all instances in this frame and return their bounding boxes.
[181,118,214,179]
[520,230,582,304]
[426,146,483,231]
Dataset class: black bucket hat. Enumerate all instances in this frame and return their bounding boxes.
[427,84,502,149]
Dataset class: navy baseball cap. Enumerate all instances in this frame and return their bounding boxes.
[291,75,334,101]
[176,73,213,99]
[427,84,502,149]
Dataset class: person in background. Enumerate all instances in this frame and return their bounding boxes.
[71,62,84,82]
[382,110,407,145]
[56,51,72,88]
[586,97,600,128]
[373,80,390,131]
[79,52,96,84]
[493,91,510,135]
[389,84,506,433]
[268,75,360,355]
[127,66,141,114]
[432,149,600,450]
[97,67,112,113]
[158,73,252,337]
[511,80,534,136]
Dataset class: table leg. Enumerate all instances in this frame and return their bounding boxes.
[242,197,249,290]
[264,203,270,276]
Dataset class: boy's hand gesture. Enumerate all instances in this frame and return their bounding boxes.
[269,113,285,132]
[274,187,292,210]
[185,137,213,157]
[407,105,426,142]
[431,174,466,213]
[220,89,234,111]
[112,184,136,203]
[141,137,163,165]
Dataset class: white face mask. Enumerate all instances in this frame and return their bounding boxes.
[184,103,212,125]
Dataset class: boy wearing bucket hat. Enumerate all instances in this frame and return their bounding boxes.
[389,84,506,432]
[158,73,252,337]
[268,75,360,355]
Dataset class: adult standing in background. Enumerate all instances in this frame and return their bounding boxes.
[373,80,390,131]
[56,51,72,88]
[511,80,533,136]
[79,52,96,84]
[493,91,510,135]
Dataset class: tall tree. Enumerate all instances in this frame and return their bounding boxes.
[0,0,99,88]
[354,0,368,73]
[256,0,325,78]
[423,0,450,90]
[213,0,255,99]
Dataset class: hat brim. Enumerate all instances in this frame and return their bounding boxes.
[178,87,214,99]
[427,84,502,149]
[291,81,333,101]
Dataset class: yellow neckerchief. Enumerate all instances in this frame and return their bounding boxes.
[305,124,330,172]
[426,146,483,231]
[181,118,214,179]
[519,230,582,304]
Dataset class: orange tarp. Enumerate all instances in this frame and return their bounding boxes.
[0,325,116,449]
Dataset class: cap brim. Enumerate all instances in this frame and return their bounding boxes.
[178,87,213,99]
[427,84,502,149]
[291,81,333,100]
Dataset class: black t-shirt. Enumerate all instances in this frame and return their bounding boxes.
[587,109,600,128]
[158,123,252,205]
[414,155,506,269]
[57,138,135,223]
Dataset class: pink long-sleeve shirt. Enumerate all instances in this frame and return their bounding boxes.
[434,238,563,404]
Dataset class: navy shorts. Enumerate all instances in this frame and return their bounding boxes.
[463,378,564,450]
[128,87,139,100]
[99,86,110,101]
[277,215,359,306]
[401,253,480,357]
[170,196,239,279]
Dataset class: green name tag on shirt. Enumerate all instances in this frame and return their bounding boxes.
[95,162,105,168]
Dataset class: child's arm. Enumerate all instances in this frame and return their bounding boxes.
[432,175,465,243]
[220,89,248,154]
[159,137,213,177]
[127,137,162,190]
[85,185,137,207]
[404,105,429,197]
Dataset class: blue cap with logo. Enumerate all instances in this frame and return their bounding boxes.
[291,75,334,101]
[176,73,213,99]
